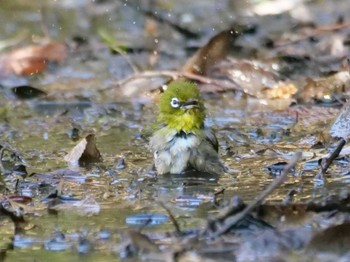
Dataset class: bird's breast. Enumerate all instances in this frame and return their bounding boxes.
[169,133,200,155]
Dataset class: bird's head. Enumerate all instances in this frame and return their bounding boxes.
[158,80,205,133]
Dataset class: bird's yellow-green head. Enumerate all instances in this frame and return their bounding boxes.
[158,80,205,133]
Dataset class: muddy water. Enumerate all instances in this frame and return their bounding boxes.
[1,0,350,260]
[0,92,345,261]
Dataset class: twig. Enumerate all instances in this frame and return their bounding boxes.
[141,10,199,38]
[99,70,244,93]
[121,0,199,39]
[213,188,225,206]
[158,201,181,234]
[275,22,350,47]
[315,138,346,182]
[39,7,51,39]
[98,29,139,74]
[0,147,5,175]
[111,45,139,74]
[205,151,302,238]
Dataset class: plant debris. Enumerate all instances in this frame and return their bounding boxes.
[2,0,350,261]
[0,41,67,76]
[64,134,102,166]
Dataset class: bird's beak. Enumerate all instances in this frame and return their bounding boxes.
[181,99,199,110]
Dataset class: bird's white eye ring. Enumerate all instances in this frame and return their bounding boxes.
[170,97,180,108]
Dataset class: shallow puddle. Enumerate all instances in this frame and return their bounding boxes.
[2,0,350,260]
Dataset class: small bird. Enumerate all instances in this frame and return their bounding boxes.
[149,80,228,175]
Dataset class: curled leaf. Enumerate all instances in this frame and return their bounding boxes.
[307,223,350,255]
[64,134,102,166]
[182,29,241,75]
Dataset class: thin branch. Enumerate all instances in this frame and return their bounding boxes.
[205,151,302,238]
[0,147,5,175]
[315,138,346,182]
[98,29,139,74]
[158,201,181,234]
[275,22,350,47]
[111,45,139,74]
[99,70,244,93]
[121,0,199,39]
[39,7,51,39]
[213,188,225,206]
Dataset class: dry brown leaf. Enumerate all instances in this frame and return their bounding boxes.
[127,230,159,252]
[0,41,67,76]
[64,134,102,166]
[306,223,350,255]
[210,58,282,96]
[182,29,240,75]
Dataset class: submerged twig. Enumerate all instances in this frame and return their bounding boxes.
[159,201,181,234]
[315,138,346,183]
[205,151,302,238]
[213,188,225,206]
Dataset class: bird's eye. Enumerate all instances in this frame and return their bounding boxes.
[170,97,180,108]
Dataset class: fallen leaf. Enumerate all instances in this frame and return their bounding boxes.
[64,134,102,166]
[0,41,67,76]
[182,29,240,75]
[209,58,297,98]
[306,223,350,255]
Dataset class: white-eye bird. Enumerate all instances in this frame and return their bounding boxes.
[149,80,228,175]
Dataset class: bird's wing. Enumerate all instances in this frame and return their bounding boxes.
[149,127,177,151]
[205,128,219,152]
